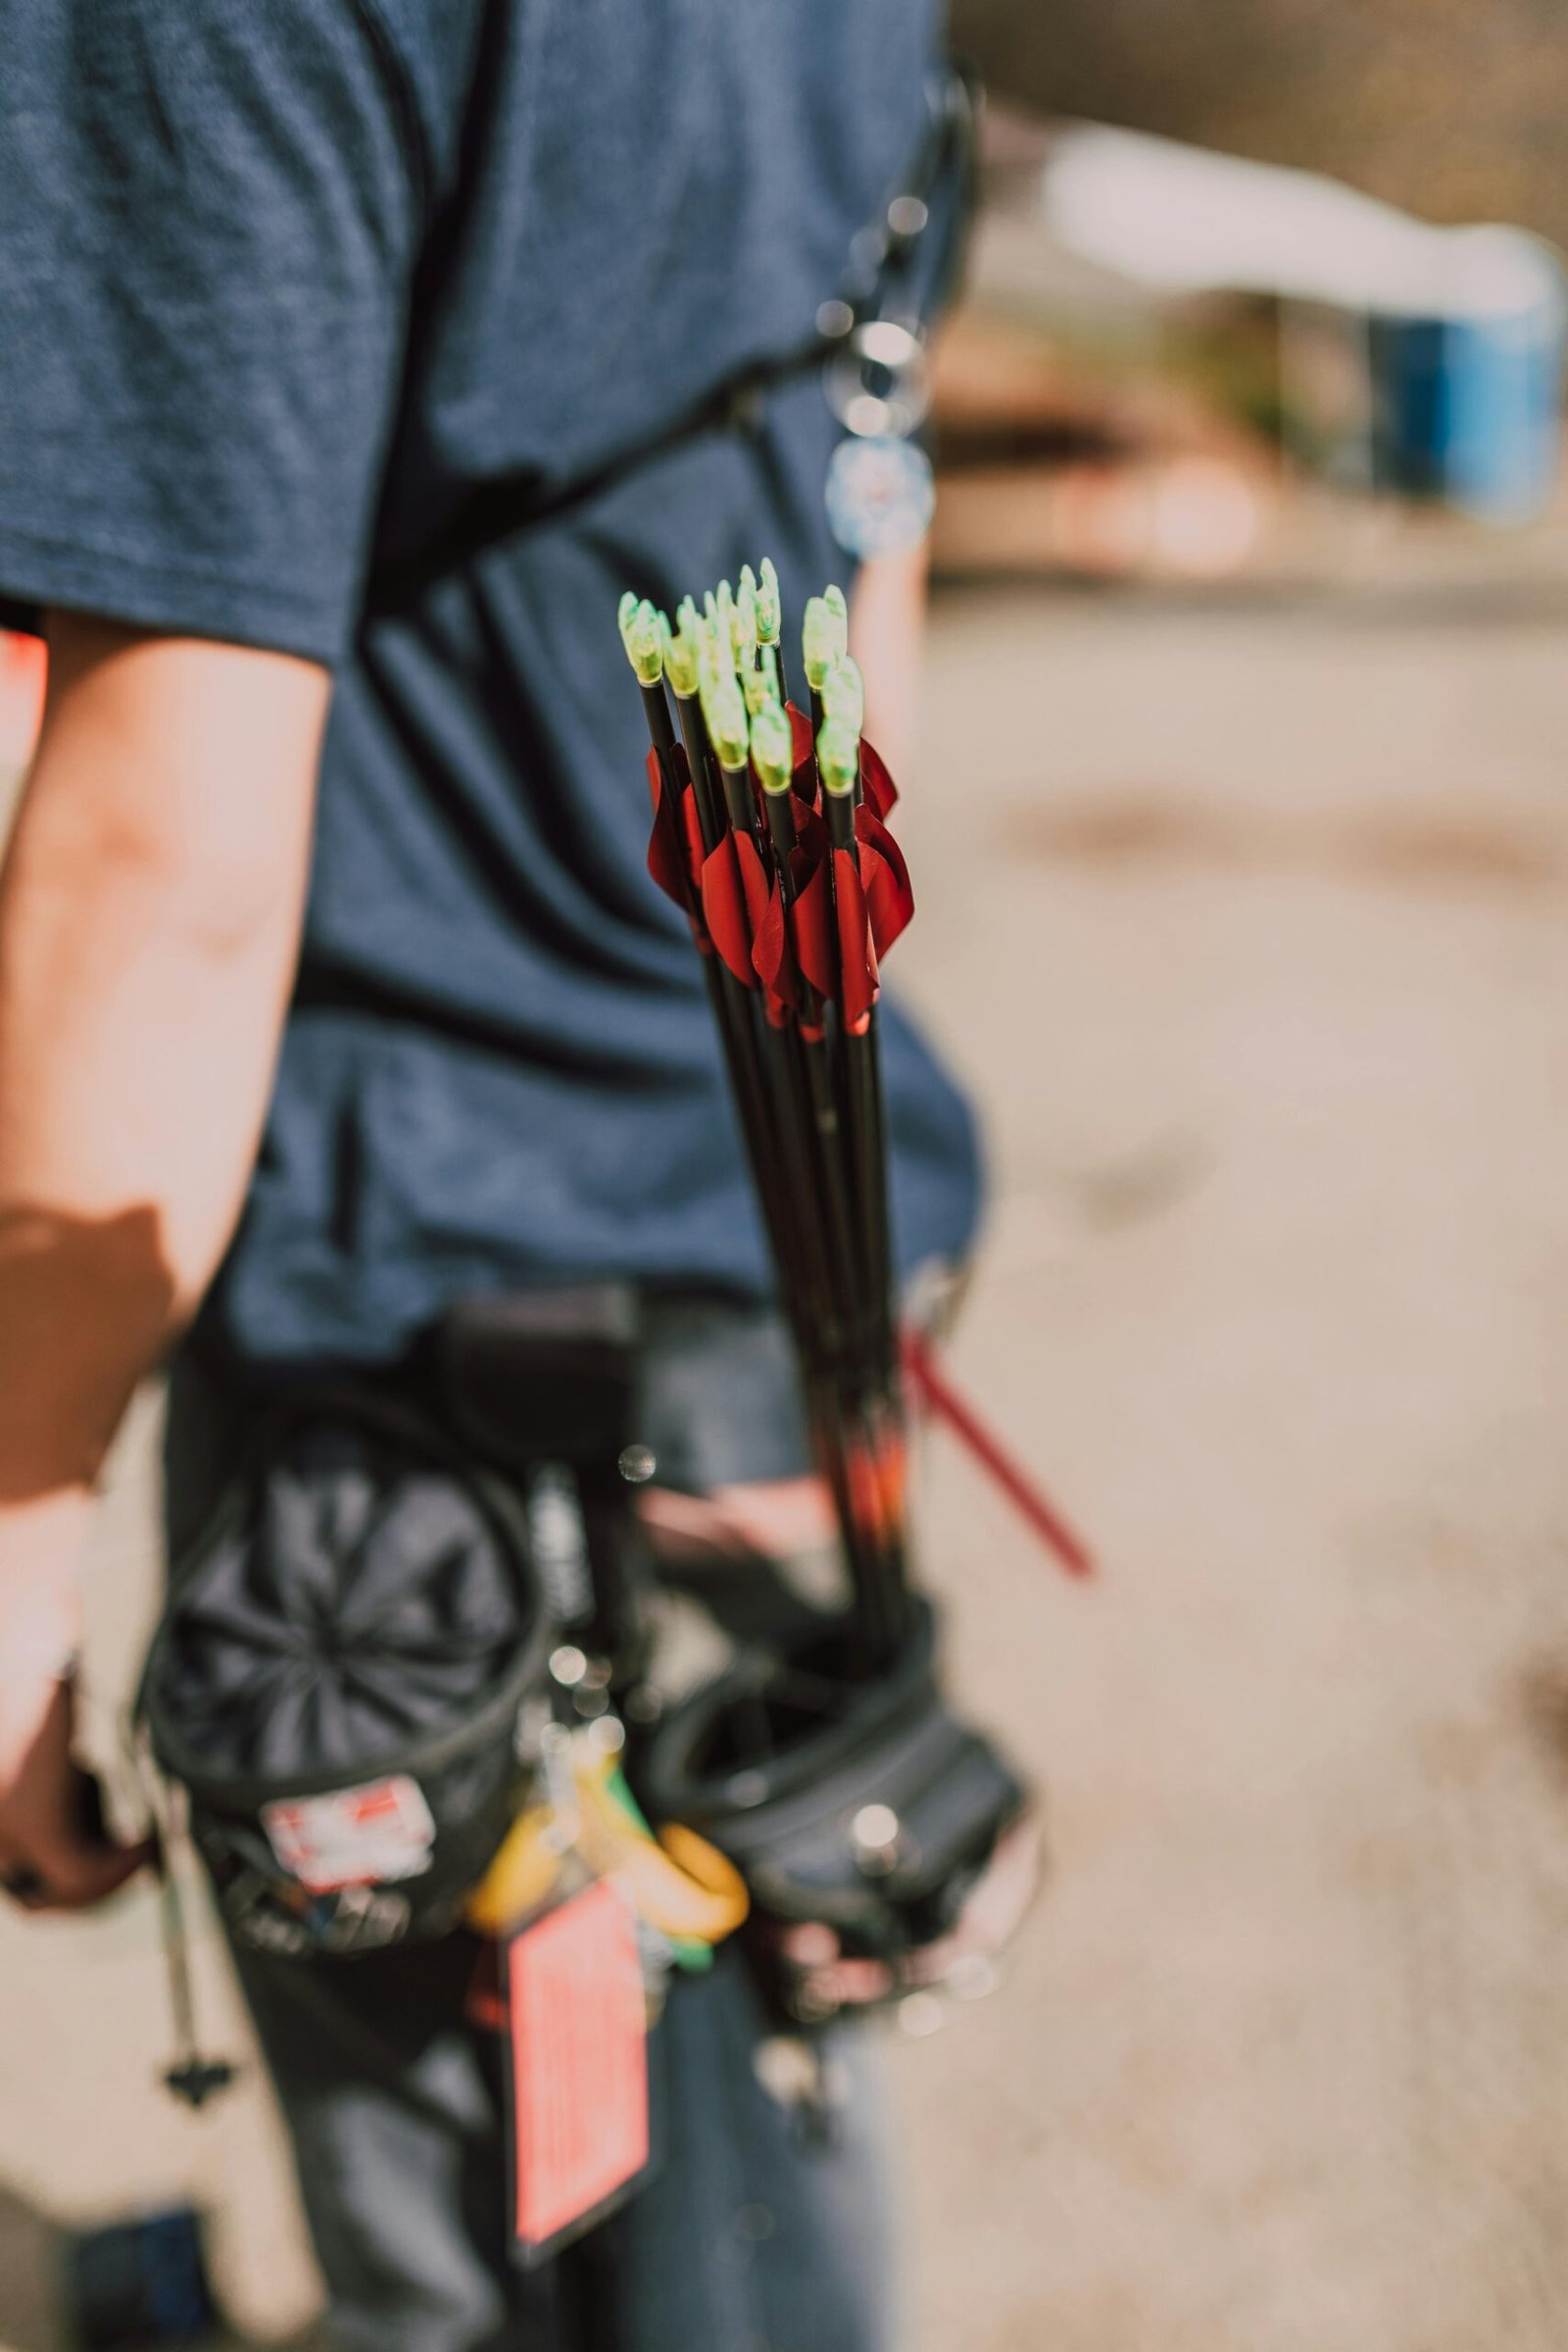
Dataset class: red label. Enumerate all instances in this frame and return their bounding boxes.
[509,1881,650,2252]
[262,1776,435,1892]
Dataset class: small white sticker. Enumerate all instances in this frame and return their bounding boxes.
[263,1775,436,1893]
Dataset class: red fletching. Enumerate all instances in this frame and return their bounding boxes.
[732,829,794,1022]
[681,790,705,892]
[832,844,877,1033]
[784,705,899,819]
[788,702,814,775]
[789,795,827,873]
[645,692,910,1057]
[733,829,772,939]
[645,743,709,946]
[791,856,836,1002]
[787,704,822,810]
[746,854,798,1016]
[645,746,689,910]
[856,807,913,958]
[700,837,757,987]
[782,791,894,1023]
[751,882,795,1019]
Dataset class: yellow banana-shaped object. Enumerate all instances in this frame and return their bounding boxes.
[464,1737,748,1948]
[574,1753,748,1945]
[465,1800,567,1937]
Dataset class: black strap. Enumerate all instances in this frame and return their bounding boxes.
[361,66,978,619]
[364,341,824,616]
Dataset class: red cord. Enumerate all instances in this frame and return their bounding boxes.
[900,1328,1097,1581]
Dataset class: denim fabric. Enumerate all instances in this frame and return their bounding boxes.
[233,1935,893,2352]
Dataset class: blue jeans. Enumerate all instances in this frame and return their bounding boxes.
[162,1306,895,2352]
[229,1930,891,2352]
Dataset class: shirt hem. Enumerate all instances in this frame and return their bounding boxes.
[0,524,347,666]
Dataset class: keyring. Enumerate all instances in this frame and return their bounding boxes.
[822,319,933,443]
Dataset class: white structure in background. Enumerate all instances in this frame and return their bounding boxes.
[999,122,1567,521]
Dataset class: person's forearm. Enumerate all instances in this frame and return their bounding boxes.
[0,622,325,1554]
[0,622,322,1907]
[849,540,930,783]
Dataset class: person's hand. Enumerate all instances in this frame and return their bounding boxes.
[0,1669,152,1911]
[778,1815,1042,2017]
[0,1506,152,1911]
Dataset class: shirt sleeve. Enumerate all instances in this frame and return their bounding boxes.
[0,1,424,663]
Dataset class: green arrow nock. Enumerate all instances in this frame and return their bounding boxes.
[819,654,864,735]
[751,700,794,795]
[732,577,759,666]
[816,717,859,798]
[823,583,848,625]
[756,557,782,647]
[802,594,848,692]
[702,591,728,666]
[617,590,640,649]
[697,614,730,700]
[662,601,702,699]
[700,666,750,772]
[623,599,664,687]
[743,643,779,717]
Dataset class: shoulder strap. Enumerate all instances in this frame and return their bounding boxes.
[361,66,978,619]
[364,336,824,617]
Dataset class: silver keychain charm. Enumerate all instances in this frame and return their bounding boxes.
[817,74,975,560]
[822,318,937,560]
[825,435,936,562]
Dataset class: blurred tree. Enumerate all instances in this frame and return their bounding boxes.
[952,0,1568,248]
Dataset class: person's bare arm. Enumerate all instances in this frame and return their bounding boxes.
[0,616,326,1907]
[850,541,930,783]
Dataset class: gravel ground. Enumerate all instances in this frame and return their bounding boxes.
[4,561,1568,2348]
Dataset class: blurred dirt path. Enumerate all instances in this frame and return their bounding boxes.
[897,577,1568,2351]
[4,571,1568,2347]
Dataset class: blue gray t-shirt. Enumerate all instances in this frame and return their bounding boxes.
[0,0,982,1371]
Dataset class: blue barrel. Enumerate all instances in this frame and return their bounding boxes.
[64,2208,215,2347]
[1370,229,1567,521]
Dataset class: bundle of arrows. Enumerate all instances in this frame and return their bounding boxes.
[618,564,1091,1681]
